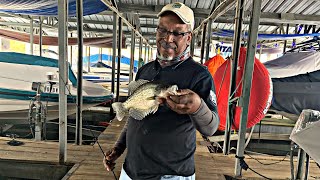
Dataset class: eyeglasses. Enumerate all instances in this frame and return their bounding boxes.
[156,26,191,39]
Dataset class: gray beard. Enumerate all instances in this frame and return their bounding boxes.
[157,46,191,67]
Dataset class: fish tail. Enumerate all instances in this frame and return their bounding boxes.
[112,102,126,121]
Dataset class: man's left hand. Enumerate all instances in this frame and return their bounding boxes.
[166,89,201,114]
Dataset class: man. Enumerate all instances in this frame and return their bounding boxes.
[103,2,219,180]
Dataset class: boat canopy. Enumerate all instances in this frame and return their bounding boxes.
[0,0,108,16]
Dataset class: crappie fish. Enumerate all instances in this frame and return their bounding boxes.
[112,80,178,121]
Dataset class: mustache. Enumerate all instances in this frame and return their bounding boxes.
[159,41,177,50]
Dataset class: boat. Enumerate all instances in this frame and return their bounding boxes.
[264,51,320,121]
[0,52,113,124]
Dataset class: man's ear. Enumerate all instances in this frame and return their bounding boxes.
[186,34,192,45]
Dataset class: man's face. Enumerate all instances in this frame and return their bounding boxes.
[156,13,192,60]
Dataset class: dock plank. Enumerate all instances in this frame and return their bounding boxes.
[0,117,320,180]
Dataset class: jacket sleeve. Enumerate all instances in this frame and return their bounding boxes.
[114,119,128,154]
[189,67,220,136]
[189,99,219,136]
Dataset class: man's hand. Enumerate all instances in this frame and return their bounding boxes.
[166,89,201,114]
[103,147,122,171]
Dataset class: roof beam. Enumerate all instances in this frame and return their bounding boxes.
[223,11,320,25]
[116,3,211,18]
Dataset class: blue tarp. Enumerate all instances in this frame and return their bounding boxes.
[83,54,139,72]
[213,29,320,40]
[0,52,77,86]
[0,0,108,16]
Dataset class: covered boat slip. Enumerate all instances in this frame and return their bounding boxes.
[1,0,320,179]
[0,118,319,180]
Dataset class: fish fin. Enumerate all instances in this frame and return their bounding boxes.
[129,104,159,120]
[149,104,159,114]
[112,102,127,121]
[129,108,147,120]
[128,79,149,94]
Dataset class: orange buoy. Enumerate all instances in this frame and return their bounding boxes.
[204,54,226,78]
[213,47,272,131]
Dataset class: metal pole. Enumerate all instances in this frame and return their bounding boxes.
[147,46,149,63]
[200,23,207,64]
[258,43,263,60]
[116,17,123,102]
[58,0,68,164]
[151,47,154,61]
[295,148,306,180]
[304,153,310,180]
[129,30,135,82]
[88,46,91,72]
[144,42,147,63]
[139,37,143,61]
[283,24,289,54]
[111,12,118,96]
[223,0,245,155]
[235,0,261,177]
[99,48,103,62]
[39,16,43,57]
[30,17,34,55]
[205,19,212,62]
[75,0,83,145]
[190,33,195,57]
[70,33,73,67]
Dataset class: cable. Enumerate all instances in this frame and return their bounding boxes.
[244,151,290,166]
[236,155,272,180]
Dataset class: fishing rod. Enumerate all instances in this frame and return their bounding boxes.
[59,75,118,180]
[88,127,118,180]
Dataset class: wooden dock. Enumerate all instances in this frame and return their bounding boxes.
[0,118,319,179]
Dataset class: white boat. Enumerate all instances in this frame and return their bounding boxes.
[0,52,113,124]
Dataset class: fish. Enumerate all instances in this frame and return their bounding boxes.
[112,79,178,121]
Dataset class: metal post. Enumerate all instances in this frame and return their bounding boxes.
[39,16,43,57]
[75,0,83,145]
[190,33,195,57]
[200,23,207,64]
[295,148,306,180]
[88,46,91,72]
[283,24,289,54]
[304,153,310,180]
[151,47,154,61]
[144,42,147,64]
[70,33,73,67]
[34,86,43,141]
[30,17,34,55]
[129,30,135,82]
[147,46,149,63]
[258,43,263,60]
[99,48,103,62]
[205,19,212,62]
[223,0,245,155]
[58,0,68,164]
[116,17,123,102]
[235,0,261,177]
[111,12,118,96]
[138,37,143,65]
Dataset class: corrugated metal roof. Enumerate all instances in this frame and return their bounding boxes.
[0,0,320,47]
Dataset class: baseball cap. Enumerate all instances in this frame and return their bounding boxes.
[157,2,194,30]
